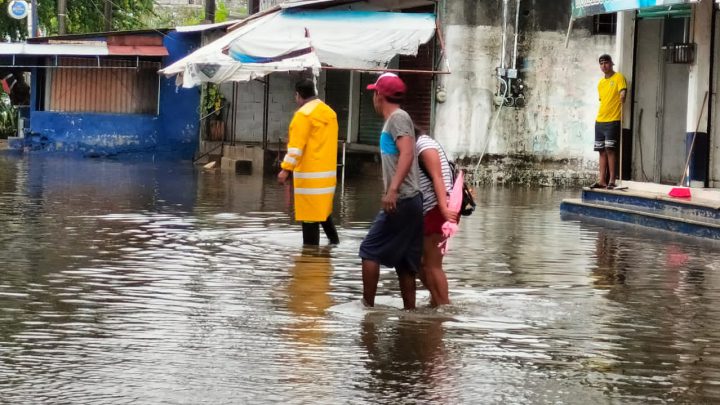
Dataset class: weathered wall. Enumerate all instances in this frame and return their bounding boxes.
[436,0,616,185]
[29,112,159,154]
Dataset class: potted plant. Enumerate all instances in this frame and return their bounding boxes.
[203,84,225,141]
[0,92,16,139]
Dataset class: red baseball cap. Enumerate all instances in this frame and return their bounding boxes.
[366,72,406,99]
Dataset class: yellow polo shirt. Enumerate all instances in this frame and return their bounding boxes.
[596,72,627,122]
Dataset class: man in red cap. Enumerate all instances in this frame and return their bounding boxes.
[359,72,423,310]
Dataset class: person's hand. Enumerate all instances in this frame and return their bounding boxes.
[277,169,290,185]
[382,188,398,213]
[440,205,459,224]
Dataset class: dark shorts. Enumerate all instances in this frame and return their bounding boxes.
[359,193,423,273]
[594,121,621,151]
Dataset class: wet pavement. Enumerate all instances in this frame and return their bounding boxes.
[1,153,720,404]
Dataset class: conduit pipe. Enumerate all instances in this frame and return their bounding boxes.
[501,0,509,69]
[512,0,521,70]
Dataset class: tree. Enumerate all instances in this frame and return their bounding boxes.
[0,0,156,40]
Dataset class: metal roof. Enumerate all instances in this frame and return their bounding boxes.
[0,42,168,57]
[25,29,171,44]
[0,42,109,56]
[175,20,241,33]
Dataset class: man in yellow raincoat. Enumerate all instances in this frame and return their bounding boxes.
[278,79,340,245]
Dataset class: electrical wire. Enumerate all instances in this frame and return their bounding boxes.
[635,108,650,181]
[472,100,505,184]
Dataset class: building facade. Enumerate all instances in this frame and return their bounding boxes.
[210,0,720,188]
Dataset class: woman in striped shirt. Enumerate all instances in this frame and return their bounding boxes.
[415,127,458,307]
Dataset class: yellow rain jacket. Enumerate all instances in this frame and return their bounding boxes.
[281,99,338,222]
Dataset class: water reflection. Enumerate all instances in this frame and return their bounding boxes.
[286,246,334,346]
[578,224,720,402]
[359,312,459,404]
[592,231,629,288]
[2,154,720,403]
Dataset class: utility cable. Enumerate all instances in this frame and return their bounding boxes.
[472,99,505,184]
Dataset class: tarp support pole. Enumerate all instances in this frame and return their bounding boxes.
[321,66,450,75]
[231,82,238,146]
[262,75,270,150]
[565,17,575,49]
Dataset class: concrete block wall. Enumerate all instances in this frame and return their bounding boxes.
[221,80,264,143]
[267,73,300,144]
[223,72,302,146]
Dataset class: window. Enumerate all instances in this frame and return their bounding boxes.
[592,13,617,35]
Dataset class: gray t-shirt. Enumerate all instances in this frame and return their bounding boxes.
[379,109,420,199]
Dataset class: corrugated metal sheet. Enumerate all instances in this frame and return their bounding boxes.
[357,73,384,145]
[324,69,350,141]
[0,43,108,56]
[175,20,240,32]
[49,57,159,114]
[107,45,168,56]
[0,42,169,57]
[26,29,171,44]
[106,35,163,46]
[398,41,433,132]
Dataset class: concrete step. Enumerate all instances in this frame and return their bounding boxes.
[581,187,720,223]
[223,144,264,174]
[560,198,720,240]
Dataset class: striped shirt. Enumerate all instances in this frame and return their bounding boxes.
[416,135,453,214]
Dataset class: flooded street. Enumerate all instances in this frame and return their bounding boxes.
[2,154,720,404]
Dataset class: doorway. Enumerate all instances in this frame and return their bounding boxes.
[632,16,691,184]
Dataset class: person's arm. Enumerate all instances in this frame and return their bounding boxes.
[420,148,459,223]
[278,114,310,184]
[382,135,414,213]
[619,74,628,105]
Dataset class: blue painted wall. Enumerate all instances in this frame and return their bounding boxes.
[29,112,159,154]
[158,31,201,157]
[25,31,202,158]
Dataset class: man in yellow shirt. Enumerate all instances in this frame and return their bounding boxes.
[278,79,340,245]
[592,54,627,190]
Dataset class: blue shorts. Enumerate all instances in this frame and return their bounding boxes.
[359,193,423,273]
[594,121,621,151]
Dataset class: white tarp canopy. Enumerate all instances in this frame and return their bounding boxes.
[161,9,436,88]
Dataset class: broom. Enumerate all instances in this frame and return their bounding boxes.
[671,91,708,198]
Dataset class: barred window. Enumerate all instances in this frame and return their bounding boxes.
[592,13,617,35]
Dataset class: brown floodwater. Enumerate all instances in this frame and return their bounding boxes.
[1,153,720,404]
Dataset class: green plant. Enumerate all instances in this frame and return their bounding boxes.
[202,84,225,117]
[180,1,231,26]
[0,93,16,139]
